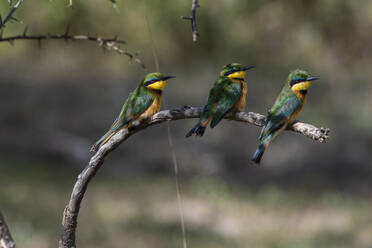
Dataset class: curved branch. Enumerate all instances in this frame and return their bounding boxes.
[0,211,15,248]
[181,0,200,42]
[59,106,330,248]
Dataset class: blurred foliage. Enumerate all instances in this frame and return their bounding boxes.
[0,0,372,247]
[0,0,371,70]
[1,161,372,248]
[0,0,371,126]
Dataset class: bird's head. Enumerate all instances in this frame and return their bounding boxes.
[142,72,176,90]
[220,63,255,80]
[287,69,319,92]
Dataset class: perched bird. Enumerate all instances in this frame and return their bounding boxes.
[90,72,175,152]
[186,63,255,137]
[252,69,320,164]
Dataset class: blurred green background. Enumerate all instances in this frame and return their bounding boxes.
[0,0,371,247]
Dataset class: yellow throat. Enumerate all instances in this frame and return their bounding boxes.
[291,81,311,92]
[227,71,245,80]
[147,80,166,90]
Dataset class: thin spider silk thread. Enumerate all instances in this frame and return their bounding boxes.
[145,16,187,248]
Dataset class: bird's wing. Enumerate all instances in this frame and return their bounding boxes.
[210,78,242,128]
[197,77,225,122]
[259,94,301,140]
[110,86,154,132]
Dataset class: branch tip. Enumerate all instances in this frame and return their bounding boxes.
[182,0,200,42]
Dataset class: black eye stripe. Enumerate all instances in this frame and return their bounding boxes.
[145,79,160,86]
[289,78,306,87]
[225,69,238,76]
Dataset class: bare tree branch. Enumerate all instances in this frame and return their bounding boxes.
[0,30,145,69]
[0,211,15,248]
[59,105,329,248]
[181,0,200,42]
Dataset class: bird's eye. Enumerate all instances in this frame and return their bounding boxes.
[293,77,303,83]
[147,78,157,83]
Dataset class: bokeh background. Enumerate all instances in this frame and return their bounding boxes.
[0,0,372,247]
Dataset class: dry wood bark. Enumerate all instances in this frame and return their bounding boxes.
[59,106,330,248]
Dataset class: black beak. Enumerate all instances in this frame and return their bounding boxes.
[241,65,256,71]
[162,75,176,81]
[307,76,320,81]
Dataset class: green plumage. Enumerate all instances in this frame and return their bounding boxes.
[252,69,319,164]
[112,85,154,131]
[91,72,175,152]
[259,83,302,140]
[186,63,254,137]
[91,85,154,153]
[205,76,242,126]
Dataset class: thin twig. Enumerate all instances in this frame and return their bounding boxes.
[167,123,188,248]
[0,32,145,68]
[145,16,160,72]
[59,106,330,248]
[108,0,120,14]
[0,211,15,248]
[146,16,188,248]
[181,0,200,42]
[0,0,24,29]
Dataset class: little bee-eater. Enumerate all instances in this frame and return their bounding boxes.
[186,63,255,137]
[252,69,320,164]
[91,72,175,152]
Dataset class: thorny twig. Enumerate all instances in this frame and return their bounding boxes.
[59,106,330,248]
[0,211,15,248]
[0,26,145,68]
[181,0,200,42]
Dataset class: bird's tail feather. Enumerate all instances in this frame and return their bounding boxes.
[185,121,207,138]
[252,134,273,164]
[90,131,116,153]
[252,143,266,164]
